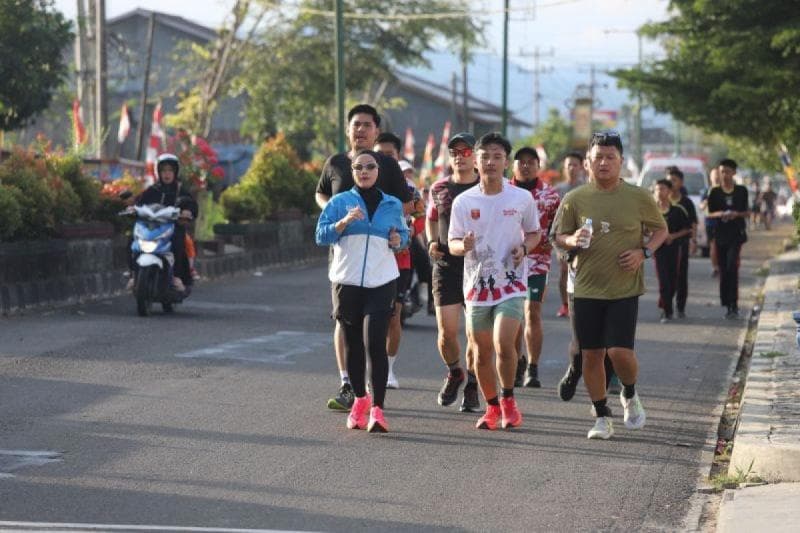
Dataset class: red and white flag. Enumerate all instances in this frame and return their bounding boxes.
[419,133,436,185]
[117,103,131,144]
[144,102,165,185]
[71,99,87,148]
[432,121,451,179]
[403,127,415,164]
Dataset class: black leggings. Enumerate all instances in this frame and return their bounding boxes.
[333,281,396,408]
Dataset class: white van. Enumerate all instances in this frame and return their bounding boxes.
[637,157,710,255]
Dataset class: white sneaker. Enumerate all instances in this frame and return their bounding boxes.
[587,417,614,439]
[386,369,399,389]
[620,391,646,429]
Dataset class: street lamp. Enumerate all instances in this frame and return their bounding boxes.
[604,28,643,167]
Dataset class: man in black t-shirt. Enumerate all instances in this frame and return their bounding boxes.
[706,159,749,319]
[315,104,413,411]
[667,168,698,318]
[654,179,692,322]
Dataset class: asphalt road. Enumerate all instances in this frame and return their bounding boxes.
[0,223,791,532]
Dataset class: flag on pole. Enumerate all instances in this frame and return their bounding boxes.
[432,121,451,179]
[419,133,436,185]
[779,143,797,192]
[117,103,131,144]
[535,144,548,169]
[144,102,165,185]
[403,127,415,164]
[71,99,87,148]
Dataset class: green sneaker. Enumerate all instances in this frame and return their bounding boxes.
[327,382,354,410]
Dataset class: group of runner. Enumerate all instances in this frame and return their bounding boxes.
[314,103,749,438]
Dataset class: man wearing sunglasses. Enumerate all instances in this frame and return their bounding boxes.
[426,132,481,412]
[555,131,667,439]
[316,104,413,411]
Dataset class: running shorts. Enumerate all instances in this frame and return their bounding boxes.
[572,296,639,350]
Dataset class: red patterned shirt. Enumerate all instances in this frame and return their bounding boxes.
[512,177,561,275]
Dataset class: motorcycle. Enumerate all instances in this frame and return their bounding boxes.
[121,204,191,316]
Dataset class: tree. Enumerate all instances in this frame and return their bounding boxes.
[0,0,72,131]
[236,0,484,158]
[613,1,800,156]
[514,108,572,168]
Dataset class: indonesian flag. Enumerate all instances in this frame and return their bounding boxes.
[432,121,451,179]
[117,103,131,144]
[71,99,87,148]
[419,133,436,185]
[535,144,548,169]
[144,102,165,185]
[403,127,415,164]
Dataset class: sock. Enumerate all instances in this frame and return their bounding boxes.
[447,362,464,379]
[501,388,514,398]
[487,396,500,406]
[388,355,396,372]
[592,398,610,417]
[529,364,538,374]
[623,383,636,399]
[340,371,350,385]
[467,371,477,384]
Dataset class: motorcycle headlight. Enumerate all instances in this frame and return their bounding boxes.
[139,240,158,253]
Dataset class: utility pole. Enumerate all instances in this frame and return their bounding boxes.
[460,36,469,131]
[94,0,107,158]
[501,0,509,136]
[635,30,643,166]
[334,0,345,153]
[450,72,458,128]
[74,0,88,120]
[135,12,156,161]
[518,46,554,129]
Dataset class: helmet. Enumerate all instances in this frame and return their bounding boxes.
[155,153,180,182]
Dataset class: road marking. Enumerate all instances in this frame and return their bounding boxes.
[175,331,331,365]
[0,450,62,478]
[181,301,274,313]
[0,522,306,532]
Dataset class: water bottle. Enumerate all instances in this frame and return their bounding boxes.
[579,218,593,249]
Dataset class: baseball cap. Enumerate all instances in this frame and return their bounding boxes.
[399,160,413,172]
[447,132,476,148]
[513,147,539,161]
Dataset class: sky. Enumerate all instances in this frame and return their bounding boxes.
[52,0,673,129]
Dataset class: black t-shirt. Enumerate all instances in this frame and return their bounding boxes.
[316,152,412,204]
[657,204,691,256]
[707,185,748,245]
[428,175,480,268]
[674,194,697,244]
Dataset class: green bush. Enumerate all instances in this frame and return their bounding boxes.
[50,154,101,218]
[220,133,318,222]
[0,186,23,241]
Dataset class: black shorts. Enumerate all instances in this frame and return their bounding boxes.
[331,280,396,326]
[432,262,464,307]
[572,296,639,350]
[396,269,413,303]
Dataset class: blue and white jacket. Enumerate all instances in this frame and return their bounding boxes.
[316,187,409,288]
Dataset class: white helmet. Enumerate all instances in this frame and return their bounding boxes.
[155,153,180,182]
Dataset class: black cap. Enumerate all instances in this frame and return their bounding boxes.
[514,147,539,161]
[447,132,476,148]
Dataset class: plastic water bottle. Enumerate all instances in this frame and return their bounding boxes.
[579,218,593,249]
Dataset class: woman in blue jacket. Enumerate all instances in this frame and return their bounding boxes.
[316,149,409,433]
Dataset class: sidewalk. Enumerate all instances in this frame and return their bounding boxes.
[717,243,800,532]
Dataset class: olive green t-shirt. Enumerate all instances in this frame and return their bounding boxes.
[557,180,666,299]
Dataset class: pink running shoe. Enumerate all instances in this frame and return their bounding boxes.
[346,395,371,430]
[367,406,388,433]
[500,396,522,429]
[475,404,502,430]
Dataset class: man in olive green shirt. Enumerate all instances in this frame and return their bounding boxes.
[556,131,667,440]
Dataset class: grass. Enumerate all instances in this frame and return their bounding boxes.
[709,459,763,491]
[755,266,771,277]
[759,350,788,358]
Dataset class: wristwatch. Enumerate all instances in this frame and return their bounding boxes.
[642,247,652,259]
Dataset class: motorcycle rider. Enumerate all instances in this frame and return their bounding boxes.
[134,153,198,292]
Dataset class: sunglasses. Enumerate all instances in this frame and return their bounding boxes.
[449,148,474,158]
[352,163,378,172]
[590,130,621,143]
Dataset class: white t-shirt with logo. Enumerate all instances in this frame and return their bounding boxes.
[449,179,540,306]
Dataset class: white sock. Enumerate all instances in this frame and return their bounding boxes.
[388,355,396,372]
[340,370,350,384]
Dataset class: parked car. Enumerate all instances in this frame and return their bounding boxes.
[637,157,710,256]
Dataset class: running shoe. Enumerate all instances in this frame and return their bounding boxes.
[725,306,740,320]
[367,406,388,433]
[558,365,580,401]
[437,371,465,406]
[500,396,522,429]
[620,391,646,429]
[587,417,614,439]
[327,382,355,411]
[677,310,686,319]
[386,369,399,389]
[475,404,502,430]
[460,382,480,412]
[514,355,526,387]
[556,303,569,318]
[524,365,541,388]
[346,395,371,430]
[607,374,621,395]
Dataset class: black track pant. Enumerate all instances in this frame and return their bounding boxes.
[676,241,689,312]
[654,245,679,317]
[716,241,742,309]
[333,280,396,408]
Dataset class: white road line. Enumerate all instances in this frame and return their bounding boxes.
[0,521,308,532]
[0,450,62,478]
[175,331,331,365]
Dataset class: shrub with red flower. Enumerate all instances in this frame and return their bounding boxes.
[165,129,225,192]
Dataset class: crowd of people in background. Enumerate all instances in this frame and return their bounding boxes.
[314,103,784,438]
